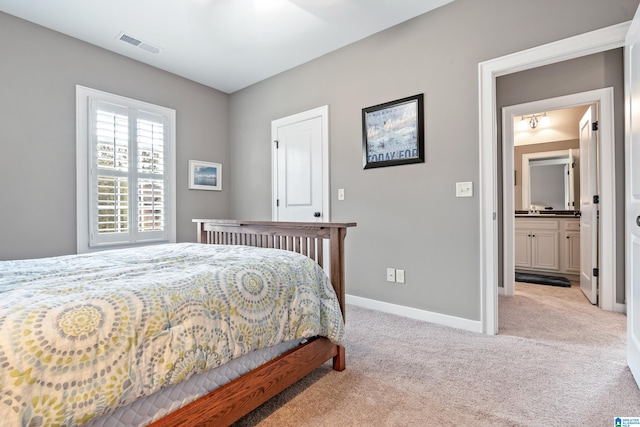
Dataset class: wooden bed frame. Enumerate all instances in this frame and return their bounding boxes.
[149,219,356,427]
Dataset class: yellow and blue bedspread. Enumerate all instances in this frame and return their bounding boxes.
[0,243,345,426]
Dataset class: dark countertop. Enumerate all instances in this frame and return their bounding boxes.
[515,214,580,218]
[515,210,580,219]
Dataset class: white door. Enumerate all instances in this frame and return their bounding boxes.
[625,5,640,388]
[271,106,329,222]
[579,106,598,304]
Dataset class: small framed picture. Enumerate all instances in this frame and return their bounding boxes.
[188,160,221,191]
[362,93,425,169]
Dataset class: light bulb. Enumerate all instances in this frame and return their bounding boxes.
[518,117,529,131]
[539,113,551,128]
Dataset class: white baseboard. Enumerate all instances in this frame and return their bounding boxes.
[346,294,483,333]
[615,302,626,314]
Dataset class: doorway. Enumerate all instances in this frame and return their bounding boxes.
[270,105,329,223]
[501,91,615,311]
[478,22,629,335]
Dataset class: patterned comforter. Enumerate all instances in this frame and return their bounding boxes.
[0,243,345,426]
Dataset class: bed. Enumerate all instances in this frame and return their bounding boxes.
[0,219,355,426]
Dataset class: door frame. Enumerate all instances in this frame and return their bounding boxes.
[479,21,630,335]
[501,90,615,310]
[271,105,330,222]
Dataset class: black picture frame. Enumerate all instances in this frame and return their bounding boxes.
[362,93,425,169]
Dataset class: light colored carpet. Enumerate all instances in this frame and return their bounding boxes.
[232,283,640,426]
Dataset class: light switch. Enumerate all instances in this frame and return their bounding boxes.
[338,188,345,201]
[456,181,473,198]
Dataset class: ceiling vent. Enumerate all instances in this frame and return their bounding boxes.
[117,32,161,54]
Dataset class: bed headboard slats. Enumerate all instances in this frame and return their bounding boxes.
[193,219,355,316]
[196,220,349,269]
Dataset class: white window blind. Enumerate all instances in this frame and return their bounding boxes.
[77,86,175,251]
[90,100,168,246]
[136,114,166,233]
[94,102,130,238]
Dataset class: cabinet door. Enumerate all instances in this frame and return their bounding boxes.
[514,230,532,268]
[565,231,581,273]
[532,231,559,271]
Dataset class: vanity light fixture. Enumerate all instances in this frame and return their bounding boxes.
[518,112,551,130]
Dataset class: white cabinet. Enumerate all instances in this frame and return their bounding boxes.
[532,231,560,270]
[564,219,580,273]
[515,217,580,277]
[515,219,560,271]
[514,230,531,268]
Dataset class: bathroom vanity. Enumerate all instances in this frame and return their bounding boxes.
[514,213,580,281]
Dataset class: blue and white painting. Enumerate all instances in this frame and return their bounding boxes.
[363,94,424,169]
[365,101,417,163]
[189,161,221,190]
[194,165,217,186]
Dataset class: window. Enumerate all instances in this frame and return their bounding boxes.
[76,86,176,252]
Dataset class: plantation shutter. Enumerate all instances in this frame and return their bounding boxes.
[136,111,166,239]
[89,100,168,247]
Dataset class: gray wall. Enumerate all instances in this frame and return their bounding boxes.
[229,0,638,321]
[497,49,626,304]
[1,0,636,320]
[0,12,231,260]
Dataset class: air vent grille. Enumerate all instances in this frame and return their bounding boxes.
[139,43,160,54]
[119,33,141,46]
[116,32,161,54]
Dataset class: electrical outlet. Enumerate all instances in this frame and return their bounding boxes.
[396,269,405,283]
[386,268,396,282]
[338,188,345,201]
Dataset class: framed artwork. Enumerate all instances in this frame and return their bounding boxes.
[362,93,425,169]
[188,160,221,191]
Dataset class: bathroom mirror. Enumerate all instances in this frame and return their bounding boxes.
[521,149,578,211]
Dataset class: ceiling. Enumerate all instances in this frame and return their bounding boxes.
[0,0,453,93]
[514,105,590,146]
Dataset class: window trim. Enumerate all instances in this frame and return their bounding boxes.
[76,85,176,253]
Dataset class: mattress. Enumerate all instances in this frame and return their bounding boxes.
[88,338,303,427]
